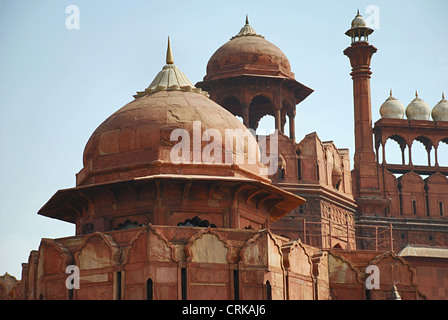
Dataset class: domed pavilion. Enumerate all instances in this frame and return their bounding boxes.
[196,16,313,140]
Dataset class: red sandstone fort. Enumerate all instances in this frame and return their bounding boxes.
[1,12,447,300]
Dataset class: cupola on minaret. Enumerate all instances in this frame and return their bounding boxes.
[345,9,374,43]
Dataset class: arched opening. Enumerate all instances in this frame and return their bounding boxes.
[437,139,448,167]
[376,142,383,164]
[283,113,290,137]
[411,140,427,166]
[412,136,433,166]
[250,95,274,132]
[256,115,275,135]
[384,136,407,164]
[146,278,153,300]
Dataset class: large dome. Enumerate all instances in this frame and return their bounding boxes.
[77,42,267,186]
[204,17,295,81]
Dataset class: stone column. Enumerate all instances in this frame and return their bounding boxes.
[289,110,296,141]
[344,41,378,193]
[274,108,281,133]
[242,105,250,128]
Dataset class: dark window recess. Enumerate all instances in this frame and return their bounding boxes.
[177,216,216,228]
[365,289,371,300]
[116,271,122,300]
[335,180,342,190]
[181,268,187,300]
[233,270,239,300]
[398,182,403,215]
[266,281,272,300]
[146,278,153,300]
[114,219,144,230]
[68,288,73,300]
[82,223,94,234]
[278,168,285,180]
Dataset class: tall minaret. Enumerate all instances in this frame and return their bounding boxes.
[344,11,382,213]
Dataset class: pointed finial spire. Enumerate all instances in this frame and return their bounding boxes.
[133,37,209,99]
[166,36,174,65]
[443,92,445,100]
[231,15,263,40]
[415,90,419,98]
[386,88,397,101]
[357,8,360,15]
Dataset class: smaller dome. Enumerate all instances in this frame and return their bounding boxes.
[380,90,405,119]
[432,92,448,121]
[405,91,430,120]
[351,11,367,28]
[204,16,294,81]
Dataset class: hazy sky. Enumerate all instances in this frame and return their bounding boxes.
[0,0,447,278]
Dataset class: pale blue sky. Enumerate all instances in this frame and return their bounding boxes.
[0,0,447,278]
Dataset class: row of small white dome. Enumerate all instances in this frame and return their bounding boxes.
[380,91,448,121]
